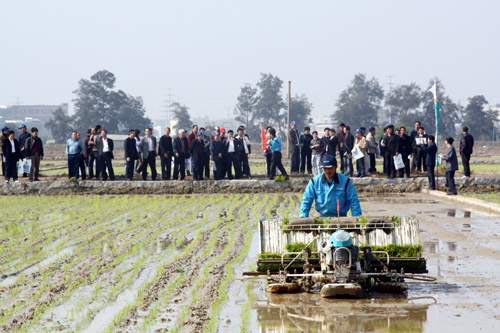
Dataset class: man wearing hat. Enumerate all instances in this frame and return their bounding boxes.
[299,155,362,218]
[18,124,32,177]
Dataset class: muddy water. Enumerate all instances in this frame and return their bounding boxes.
[226,193,500,333]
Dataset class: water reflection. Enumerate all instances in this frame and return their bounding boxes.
[256,293,431,333]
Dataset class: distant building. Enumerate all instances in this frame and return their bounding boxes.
[0,103,68,137]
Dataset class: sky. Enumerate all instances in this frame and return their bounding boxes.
[1,0,499,121]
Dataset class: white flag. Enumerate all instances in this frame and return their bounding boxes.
[428,81,437,102]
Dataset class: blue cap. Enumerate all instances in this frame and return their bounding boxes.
[18,124,27,129]
[1,126,9,132]
[321,155,337,168]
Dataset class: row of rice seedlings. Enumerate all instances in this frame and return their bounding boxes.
[129,199,228,333]
[106,196,228,333]
[204,194,269,333]
[3,196,186,331]
[168,194,251,333]
[73,196,214,332]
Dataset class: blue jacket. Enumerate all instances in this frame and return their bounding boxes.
[66,139,83,155]
[269,137,282,153]
[300,173,362,218]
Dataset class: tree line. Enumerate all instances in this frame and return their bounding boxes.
[47,70,498,143]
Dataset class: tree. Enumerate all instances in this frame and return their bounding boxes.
[45,107,73,143]
[463,95,498,140]
[255,73,287,133]
[384,83,422,126]
[290,94,313,131]
[420,79,460,139]
[333,74,384,129]
[234,84,259,138]
[72,70,151,133]
[171,102,192,131]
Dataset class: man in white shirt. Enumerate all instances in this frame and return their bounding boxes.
[96,129,115,180]
[140,128,158,180]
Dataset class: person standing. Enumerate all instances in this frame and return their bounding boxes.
[398,126,412,178]
[343,126,355,177]
[0,127,9,176]
[441,137,458,195]
[211,132,226,180]
[410,121,421,172]
[96,129,114,180]
[86,128,98,178]
[201,129,211,179]
[124,129,139,181]
[263,127,273,178]
[187,124,198,176]
[354,129,367,177]
[2,130,21,182]
[289,121,300,174]
[17,124,31,177]
[134,129,142,174]
[268,128,289,180]
[159,127,174,180]
[75,132,87,180]
[336,123,346,172]
[66,131,83,179]
[366,127,378,174]
[190,132,205,180]
[424,135,437,190]
[414,126,428,173]
[224,130,241,179]
[140,128,158,181]
[459,126,474,178]
[173,129,189,180]
[382,125,399,178]
[25,127,44,181]
[236,127,251,178]
[299,127,313,174]
[310,131,322,176]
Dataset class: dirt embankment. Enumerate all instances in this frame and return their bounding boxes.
[1,177,499,195]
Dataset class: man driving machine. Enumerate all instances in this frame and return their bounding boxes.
[300,154,362,217]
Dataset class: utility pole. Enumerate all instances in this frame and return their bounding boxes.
[287,80,292,158]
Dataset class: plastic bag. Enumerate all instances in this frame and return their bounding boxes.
[393,154,405,170]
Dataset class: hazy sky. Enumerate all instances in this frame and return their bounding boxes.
[1,0,499,121]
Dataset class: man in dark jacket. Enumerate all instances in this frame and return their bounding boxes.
[159,127,174,180]
[459,126,474,178]
[25,127,44,181]
[398,127,412,178]
[342,126,355,176]
[382,125,399,178]
[410,121,421,172]
[289,121,300,173]
[299,127,313,174]
[140,128,157,181]
[124,129,139,180]
[1,127,10,176]
[95,129,114,181]
[190,133,205,180]
[18,124,31,177]
[173,129,189,180]
[211,133,226,180]
[441,137,458,195]
[424,135,437,190]
[413,126,428,173]
[2,130,21,182]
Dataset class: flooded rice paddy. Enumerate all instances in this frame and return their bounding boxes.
[0,193,499,332]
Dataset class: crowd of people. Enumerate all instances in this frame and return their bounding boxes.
[1,120,475,195]
[288,120,474,195]
[64,124,254,181]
